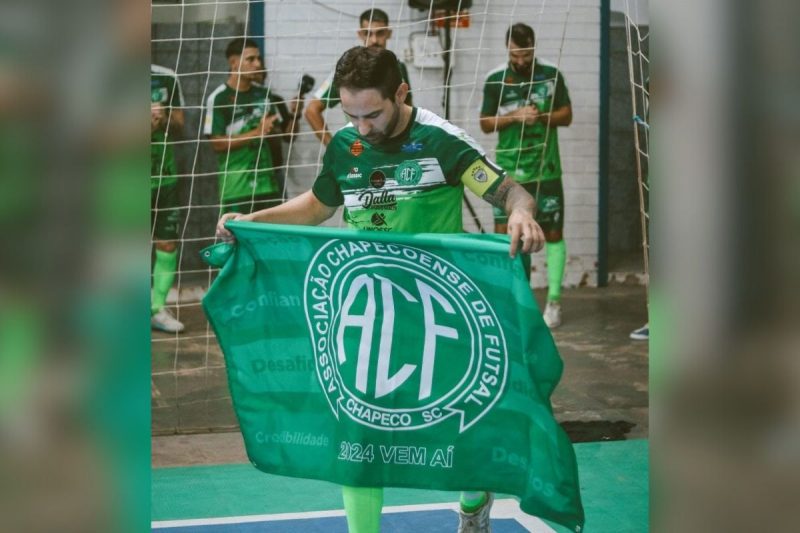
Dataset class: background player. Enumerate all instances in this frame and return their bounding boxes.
[480,23,573,328]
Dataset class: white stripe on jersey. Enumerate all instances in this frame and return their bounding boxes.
[414,108,486,156]
[203,84,227,136]
[151,64,186,106]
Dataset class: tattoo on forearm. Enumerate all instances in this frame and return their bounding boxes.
[483,179,513,210]
[483,179,535,217]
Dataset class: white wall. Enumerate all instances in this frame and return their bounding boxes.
[262,0,601,288]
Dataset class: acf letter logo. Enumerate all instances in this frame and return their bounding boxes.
[304,240,508,433]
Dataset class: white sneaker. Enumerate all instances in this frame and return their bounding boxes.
[151,307,185,333]
[543,300,562,328]
[457,492,494,533]
[630,323,649,340]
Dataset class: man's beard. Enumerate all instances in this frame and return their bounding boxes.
[364,102,400,145]
[512,62,533,79]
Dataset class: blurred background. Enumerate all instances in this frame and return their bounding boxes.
[0,0,798,531]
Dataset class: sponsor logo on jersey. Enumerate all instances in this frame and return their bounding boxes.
[151,87,168,104]
[304,240,508,433]
[369,170,386,189]
[401,141,424,153]
[395,160,423,186]
[358,190,396,210]
[370,213,387,226]
[346,167,363,180]
[350,140,364,156]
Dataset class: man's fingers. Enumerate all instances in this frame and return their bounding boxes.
[508,223,521,258]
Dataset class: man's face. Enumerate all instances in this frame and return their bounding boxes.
[358,20,392,49]
[508,39,534,78]
[340,87,401,145]
[231,47,265,82]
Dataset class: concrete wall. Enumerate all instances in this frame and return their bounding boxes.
[153,0,604,287]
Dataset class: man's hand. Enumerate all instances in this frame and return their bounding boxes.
[258,113,279,136]
[512,105,539,126]
[151,104,166,133]
[507,208,545,257]
[215,212,251,242]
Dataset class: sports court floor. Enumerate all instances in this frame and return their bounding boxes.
[153,285,649,532]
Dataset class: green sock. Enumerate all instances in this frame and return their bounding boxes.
[546,240,566,302]
[342,486,383,533]
[460,491,488,512]
[152,249,178,314]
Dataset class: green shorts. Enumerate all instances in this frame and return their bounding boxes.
[151,183,182,241]
[493,179,564,233]
[221,193,282,215]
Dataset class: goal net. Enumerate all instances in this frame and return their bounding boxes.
[151,0,601,434]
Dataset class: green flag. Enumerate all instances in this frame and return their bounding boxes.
[202,221,584,531]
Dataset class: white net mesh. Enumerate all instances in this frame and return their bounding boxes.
[151,0,602,434]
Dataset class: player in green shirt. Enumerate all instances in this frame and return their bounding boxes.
[217,46,545,533]
[304,8,412,146]
[204,38,301,214]
[480,23,573,328]
[151,64,185,333]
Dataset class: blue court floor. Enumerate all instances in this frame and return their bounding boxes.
[152,439,648,532]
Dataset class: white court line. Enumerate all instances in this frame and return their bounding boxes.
[151,498,556,532]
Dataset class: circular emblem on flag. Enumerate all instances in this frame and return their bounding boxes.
[304,240,508,433]
[369,170,386,189]
[394,160,423,186]
[350,140,364,156]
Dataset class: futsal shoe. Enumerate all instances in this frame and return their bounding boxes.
[629,323,649,340]
[457,492,494,533]
[543,300,562,328]
[151,307,185,333]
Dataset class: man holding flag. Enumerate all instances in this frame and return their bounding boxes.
[215,47,577,533]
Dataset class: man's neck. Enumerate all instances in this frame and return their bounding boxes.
[389,104,413,139]
[227,74,252,92]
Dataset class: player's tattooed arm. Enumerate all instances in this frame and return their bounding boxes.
[482,177,535,218]
[482,177,544,256]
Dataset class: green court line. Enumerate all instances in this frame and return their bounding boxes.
[153,439,648,532]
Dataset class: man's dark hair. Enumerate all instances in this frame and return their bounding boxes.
[225,37,260,59]
[506,23,535,49]
[334,47,402,100]
[359,8,390,26]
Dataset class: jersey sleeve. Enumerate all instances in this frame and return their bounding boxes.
[203,90,225,136]
[311,143,344,207]
[553,70,571,109]
[460,157,505,198]
[480,74,501,116]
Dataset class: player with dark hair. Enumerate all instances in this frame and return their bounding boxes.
[217,46,545,533]
[304,9,412,146]
[151,64,185,332]
[204,38,301,214]
[480,23,573,328]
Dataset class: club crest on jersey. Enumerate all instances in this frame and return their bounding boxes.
[394,160,423,186]
[350,140,364,156]
[304,240,508,433]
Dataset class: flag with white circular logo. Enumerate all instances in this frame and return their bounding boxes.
[202,222,584,532]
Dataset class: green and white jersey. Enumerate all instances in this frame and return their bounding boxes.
[312,107,504,234]
[151,65,184,190]
[481,59,571,183]
[314,60,412,109]
[203,83,282,201]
